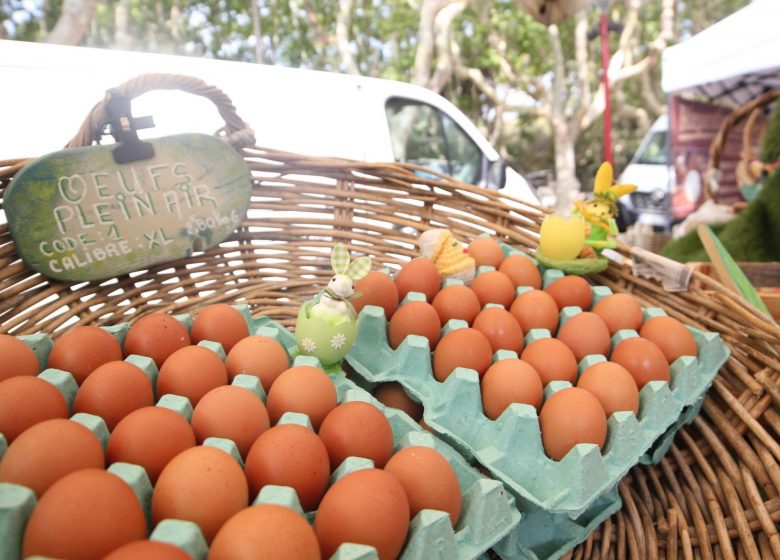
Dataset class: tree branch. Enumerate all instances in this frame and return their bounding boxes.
[45,0,96,45]
[429,1,467,92]
[573,8,591,127]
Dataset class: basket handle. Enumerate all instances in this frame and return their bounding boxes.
[65,73,256,149]
[705,88,780,200]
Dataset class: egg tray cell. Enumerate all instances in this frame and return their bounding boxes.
[0,308,520,560]
[343,247,729,559]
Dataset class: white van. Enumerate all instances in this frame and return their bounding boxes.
[617,115,673,229]
[0,40,536,204]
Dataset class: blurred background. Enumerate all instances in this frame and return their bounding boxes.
[0,0,753,204]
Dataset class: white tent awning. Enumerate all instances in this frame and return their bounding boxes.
[661,0,780,106]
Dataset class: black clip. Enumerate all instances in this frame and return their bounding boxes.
[105,90,156,164]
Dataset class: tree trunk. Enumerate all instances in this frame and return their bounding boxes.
[336,0,360,75]
[548,22,580,211]
[552,121,580,211]
[249,0,264,64]
[114,0,132,49]
[45,0,97,45]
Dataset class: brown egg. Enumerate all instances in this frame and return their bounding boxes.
[266,365,338,430]
[0,334,40,382]
[556,312,611,362]
[577,361,639,416]
[544,275,593,311]
[72,360,154,431]
[353,271,400,319]
[314,469,410,560]
[499,254,542,289]
[191,385,271,459]
[611,337,671,389]
[124,312,191,369]
[471,270,515,308]
[384,446,462,527]
[520,338,578,386]
[209,505,321,560]
[388,301,442,350]
[47,326,123,385]
[157,345,228,406]
[104,540,191,560]
[592,293,644,335]
[191,304,250,353]
[432,285,482,325]
[509,290,560,334]
[152,446,249,543]
[225,335,290,389]
[244,424,331,511]
[374,382,423,421]
[467,237,504,268]
[107,406,196,484]
[481,359,544,419]
[433,328,493,382]
[23,469,146,560]
[0,418,104,497]
[539,387,607,461]
[0,376,68,442]
[318,401,395,469]
[394,258,442,302]
[472,307,524,353]
[639,316,698,363]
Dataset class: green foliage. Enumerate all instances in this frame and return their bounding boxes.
[761,99,780,164]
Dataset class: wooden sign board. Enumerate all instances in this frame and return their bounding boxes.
[5,133,252,282]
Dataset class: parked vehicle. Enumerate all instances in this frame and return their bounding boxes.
[617,115,673,230]
[0,39,537,204]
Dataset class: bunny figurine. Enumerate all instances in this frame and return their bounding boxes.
[295,244,372,366]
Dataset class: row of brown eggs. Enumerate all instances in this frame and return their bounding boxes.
[348,238,698,462]
[0,308,463,560]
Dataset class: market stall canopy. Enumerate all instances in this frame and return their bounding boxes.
[661,0,780,106]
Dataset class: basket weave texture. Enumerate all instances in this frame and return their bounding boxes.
[2,75,780,559]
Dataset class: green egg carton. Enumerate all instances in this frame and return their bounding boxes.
[2,312,518,560]
[341,246,728,558]
[254,319,521,559]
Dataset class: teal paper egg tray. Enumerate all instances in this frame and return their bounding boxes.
[343,245,729,559]
[1,308,520,560]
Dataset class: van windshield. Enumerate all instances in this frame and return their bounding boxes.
[635,130,668,165]
[385,98,482,184]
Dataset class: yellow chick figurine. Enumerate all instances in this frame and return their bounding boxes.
[418,229,476,282]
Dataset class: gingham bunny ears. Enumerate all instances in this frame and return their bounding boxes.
[330,243,372,280]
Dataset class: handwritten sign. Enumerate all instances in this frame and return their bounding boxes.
[6,133,252,282]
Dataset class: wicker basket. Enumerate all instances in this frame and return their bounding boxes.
[2,75,780,559]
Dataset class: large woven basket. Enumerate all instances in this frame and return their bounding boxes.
[2,75,779,559]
